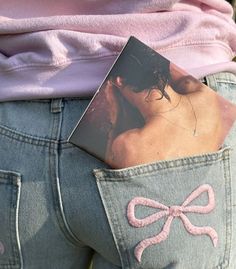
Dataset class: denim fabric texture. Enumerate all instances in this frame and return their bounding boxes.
[0,72,235,269]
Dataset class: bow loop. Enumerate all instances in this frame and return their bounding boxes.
[181,184,215,213]
[127,197,169,228]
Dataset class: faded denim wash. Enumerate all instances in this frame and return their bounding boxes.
[0,72,236,269]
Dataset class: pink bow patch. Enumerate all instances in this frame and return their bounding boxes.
[127,184,218,263]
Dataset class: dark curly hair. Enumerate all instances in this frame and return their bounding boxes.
[108,36,171,101]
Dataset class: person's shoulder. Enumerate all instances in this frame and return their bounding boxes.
[109,129,141,167]
[112,128,141,152]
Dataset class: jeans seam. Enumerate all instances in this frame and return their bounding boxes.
[96,181,126,269]
[49,110,85,248]
[9,176,20,269]
[15,176,23,269]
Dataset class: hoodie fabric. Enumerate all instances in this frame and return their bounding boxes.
[0,0,236,101]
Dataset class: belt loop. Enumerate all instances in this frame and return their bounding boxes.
[50,98,64,113]
[204,74,218,92]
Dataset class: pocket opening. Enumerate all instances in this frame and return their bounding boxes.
[94,146,231,180]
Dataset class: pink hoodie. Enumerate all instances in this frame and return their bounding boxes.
[0,0,236,101]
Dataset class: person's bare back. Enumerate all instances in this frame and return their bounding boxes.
[106,87,236,168]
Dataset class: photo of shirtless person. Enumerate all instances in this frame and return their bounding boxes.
[69,37,236,169]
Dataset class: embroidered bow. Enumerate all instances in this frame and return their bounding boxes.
[127,184,218,263]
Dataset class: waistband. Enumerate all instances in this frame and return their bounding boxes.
[0,97,91,148]
[199,71,236,86]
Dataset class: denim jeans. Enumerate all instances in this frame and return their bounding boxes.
[0,72,235,269]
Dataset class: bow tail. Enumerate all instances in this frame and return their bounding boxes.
[134,216,173,263]
[180,214,218,247]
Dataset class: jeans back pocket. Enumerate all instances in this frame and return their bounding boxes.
[94,147,232,269]
[0,170,22,269]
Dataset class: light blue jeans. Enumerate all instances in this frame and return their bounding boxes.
[0,72,236,269]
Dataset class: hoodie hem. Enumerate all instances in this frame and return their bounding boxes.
[0,42,235,101]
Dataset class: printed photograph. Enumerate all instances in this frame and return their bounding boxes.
[69,37,236,168]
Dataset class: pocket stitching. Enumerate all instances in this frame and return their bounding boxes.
[0,171,22,269]
[94,147,231,180]
[216,150,232,268]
